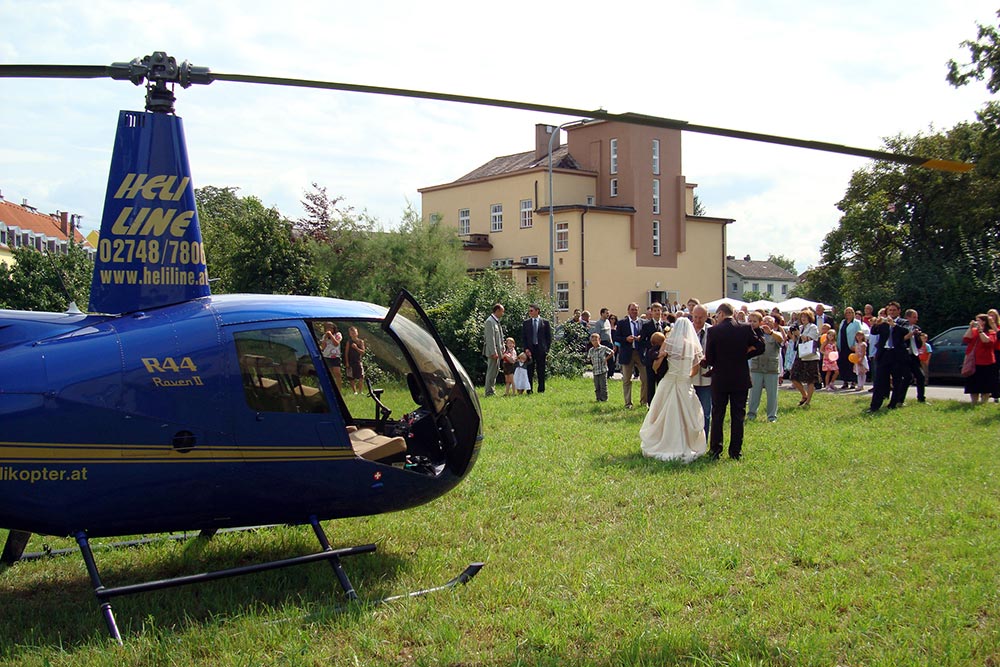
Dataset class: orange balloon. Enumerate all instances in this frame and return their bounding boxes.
[848,353,860,364]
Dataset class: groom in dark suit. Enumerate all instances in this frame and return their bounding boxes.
[704,302,765,460]
[521,304,552,393]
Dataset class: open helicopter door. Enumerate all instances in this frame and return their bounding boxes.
[383,291,482,478]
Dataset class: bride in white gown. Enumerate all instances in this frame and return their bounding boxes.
[639,317,707,463]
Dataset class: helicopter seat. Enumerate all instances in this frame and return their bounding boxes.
[349,428,406,461]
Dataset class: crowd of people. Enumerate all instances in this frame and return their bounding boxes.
[484,299,1000,462]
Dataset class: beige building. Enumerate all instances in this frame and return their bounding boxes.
[419,120,733,320]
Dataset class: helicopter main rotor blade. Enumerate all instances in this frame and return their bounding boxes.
[0,64,111,79]
[208,72,972,173]
[0,60,973,173]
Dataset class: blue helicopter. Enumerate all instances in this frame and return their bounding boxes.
[0,53,972,642]
[0,54,484,642]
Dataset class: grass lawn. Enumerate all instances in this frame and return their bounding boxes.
[1,377,998,666]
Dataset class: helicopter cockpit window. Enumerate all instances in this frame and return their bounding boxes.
[311,321,423,419]
[234,327,328,414]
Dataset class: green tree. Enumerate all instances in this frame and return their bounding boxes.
[0,244,92,312]
[197,186,326,295]
[692,195,707,216]
[802,124,999,333]
[947,10,1000,93]
[767,254,797,274]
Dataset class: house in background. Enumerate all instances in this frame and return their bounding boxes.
[725,255,797,300]
[419,121,733,320]
[0,192,95,267]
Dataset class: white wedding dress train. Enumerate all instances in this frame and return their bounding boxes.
[639,362,707,463]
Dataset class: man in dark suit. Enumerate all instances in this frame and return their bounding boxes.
[638,302,666,405]
[521,304,552,393]
[866,301,912,412]
[704,302,765,460]
[615,302,644,409]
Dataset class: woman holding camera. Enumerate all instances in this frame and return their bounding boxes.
[963,314,997,404]
[788,309,821,406]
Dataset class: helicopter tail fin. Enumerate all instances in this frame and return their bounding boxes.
[88,111,210,314]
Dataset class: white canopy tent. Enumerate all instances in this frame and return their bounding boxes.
[702,297,748,312]
[774,297,832,313]
[746,299,780,312]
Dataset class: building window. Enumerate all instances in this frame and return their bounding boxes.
[652,139,660,175]
[458,208,470,235]
[521,255,538,266]
[555,222,569,252]
[491,258,514,268]
[782,284,788,295]
[752,282,759,292]
[520,199,533,228]
[556,282,569,311]
[652,179,660,214]
[490,204,503,232]
[652,220,660,256]
[732,282,739,292]
[586,195,595,206]
[766,283,774,295]
[610,138,618,174]
[610,178,618,198]
[527,275,538,287]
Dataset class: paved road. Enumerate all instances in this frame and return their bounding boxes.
[603,371,974,403]
[777,381,970,403]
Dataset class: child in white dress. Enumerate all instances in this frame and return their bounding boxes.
[513,353,531,394]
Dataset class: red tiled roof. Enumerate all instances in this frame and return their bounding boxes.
[0,197,93,250]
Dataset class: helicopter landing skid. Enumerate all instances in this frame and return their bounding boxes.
[73,516,382,643]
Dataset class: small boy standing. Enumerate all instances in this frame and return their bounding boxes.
[585,333,615,402]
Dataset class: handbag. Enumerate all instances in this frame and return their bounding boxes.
[961,350,976,377]
[797,340,815,356]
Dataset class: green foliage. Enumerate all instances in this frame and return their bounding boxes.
[692,194,706,216]
[741,289,768,302]
[298,185,466,306]
[197,186,327,295]
[424,270,542,383]
[766,253,797,274]
[947,10,1000,93]
[801,123,1000,334]
[0,244,92,312]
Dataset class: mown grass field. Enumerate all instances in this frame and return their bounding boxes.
[1,378,998,666]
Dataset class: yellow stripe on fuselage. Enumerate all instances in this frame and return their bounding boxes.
[0,441,357,464]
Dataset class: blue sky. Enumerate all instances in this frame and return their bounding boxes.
[1,0,995,272]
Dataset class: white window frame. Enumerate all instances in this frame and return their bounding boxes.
[653,179,660,214]
[610,178,618,198]
[555,222,569,252]
[490,203,503,233]
[458,208,470,235]
[652,220,660,256]
[556,282,570,311]
[609,138,618,175]
[652,139,660,175]
[491,258,514,269]
[767,283,774,295]
[782,284,789,295]
[521,255,539,266]
[752,282,760,292]
[520,199,533,228]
